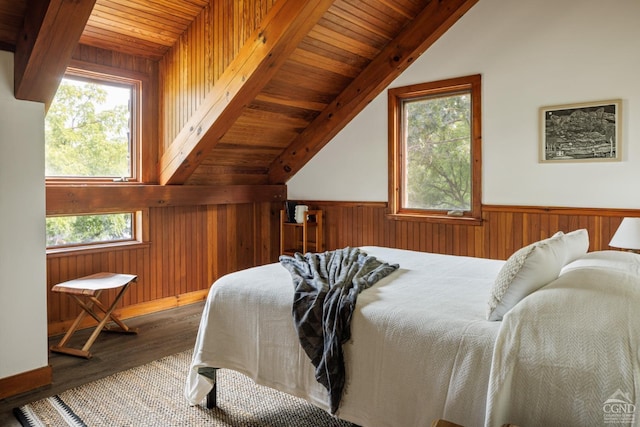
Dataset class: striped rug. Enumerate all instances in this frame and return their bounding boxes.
[14,349,352,427]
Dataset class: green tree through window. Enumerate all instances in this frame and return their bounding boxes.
[46,213,132,248]
[45,74,138,249]
[405,93,471,210]
[388,74,481,222]
[45,78,131,178]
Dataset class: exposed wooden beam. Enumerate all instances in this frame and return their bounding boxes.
[14,0,96,108]
[158,0,335,185]
[46,184,286,215]
[268,0,479,184]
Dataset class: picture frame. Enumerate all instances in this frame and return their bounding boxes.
[539,99,622,162]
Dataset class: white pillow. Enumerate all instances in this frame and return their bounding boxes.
[561,250,640,276]
[487,233,566,321]
[561,229,589,264]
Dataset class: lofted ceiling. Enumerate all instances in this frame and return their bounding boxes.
[0,0,478,186]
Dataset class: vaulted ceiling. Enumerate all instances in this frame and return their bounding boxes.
[0,0,478,185]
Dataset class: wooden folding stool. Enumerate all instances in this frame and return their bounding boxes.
[50,272,138,359]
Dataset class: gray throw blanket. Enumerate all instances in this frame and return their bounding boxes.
[279,247,399,414]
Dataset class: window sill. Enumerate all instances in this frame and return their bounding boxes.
[46,241,150,258]
[386,213,483,226]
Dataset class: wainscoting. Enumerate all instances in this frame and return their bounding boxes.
[46,201,280,335]
[307,201,638,260]
[45,199,638,334]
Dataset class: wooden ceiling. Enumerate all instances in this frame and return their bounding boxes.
[82,0,209,60]
[0,0,478,186]
[0,0,208,59]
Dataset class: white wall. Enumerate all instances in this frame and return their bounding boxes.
[288,0,640,209]
[0,51,48,379]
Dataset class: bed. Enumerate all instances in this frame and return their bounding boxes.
[185,231,640,427]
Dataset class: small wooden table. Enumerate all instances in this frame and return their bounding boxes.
[50,272,138,359]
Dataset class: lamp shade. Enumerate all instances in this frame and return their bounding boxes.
[609,217,640,250]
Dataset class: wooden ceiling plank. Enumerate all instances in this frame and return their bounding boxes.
[308,24,379,60]
[347,0,411,23]
[263,77,335,105]
[87,14,180,46]
[255,93,328,112]
[373,0,417,19]
[14,0,97,106]
[330,2,397,40]
[319,13,388,49]
[102,0,199,23]
[186,169,270,186]
[90,4,187,36]
[268,0,479,184]
[236,108,310,129]
[142,0,208,19]
[297,36,370,69]
[248,98,319,122]
[79,31,166,60]
[158,0,336,185]
[275,62,349,96]
[221,129,299,149]
[290,46,361,79]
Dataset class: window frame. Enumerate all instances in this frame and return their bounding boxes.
[387,74,482,224]
[45,67,142,184]
[45,65,147,254]
[46,210,149,255]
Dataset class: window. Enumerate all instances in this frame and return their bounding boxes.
[45,69,141,182]
[388,74,482,223]
[46,213,134,249]
[45,68,144,250]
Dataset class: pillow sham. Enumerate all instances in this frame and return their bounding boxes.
[560,250,640,276]
[562,228,589,265]
[487,232,566,321]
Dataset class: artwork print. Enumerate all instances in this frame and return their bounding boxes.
[540,99,621,162]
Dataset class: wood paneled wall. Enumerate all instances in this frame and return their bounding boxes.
[46,198,639,334]
[46,202,279,335]
[305,201,640,260]
[159,0,277,154]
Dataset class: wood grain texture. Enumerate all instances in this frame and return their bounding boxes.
[44,199,638,334]
[159,0,278,175]
[304,201,639,260]
[46,202,280,331]
[80,0,209,60]
[155,0,474,186]
[14,0,97,106]
[268,0,480,184]
[46,184,286,214]
[0,365,52,400]
[159,0,334,185]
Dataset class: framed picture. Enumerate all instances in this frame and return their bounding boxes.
[539,99,622,162]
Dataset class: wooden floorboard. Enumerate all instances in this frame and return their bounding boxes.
[0,301,205,420]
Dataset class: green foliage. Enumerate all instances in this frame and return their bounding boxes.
[45,79,130,177]
[404,93,471,210]
[46,214,132,247]
[45,78,133,247]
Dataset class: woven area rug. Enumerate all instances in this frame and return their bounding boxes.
[14,349,353,426]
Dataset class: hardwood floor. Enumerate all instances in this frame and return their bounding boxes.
[0,301,205,424]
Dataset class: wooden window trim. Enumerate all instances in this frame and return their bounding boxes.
[387,74,482,224]
[45,67,143,185]
[45,209,149,255]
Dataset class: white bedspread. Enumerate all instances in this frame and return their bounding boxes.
[486,267,640,427]
[185,246,504,427]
